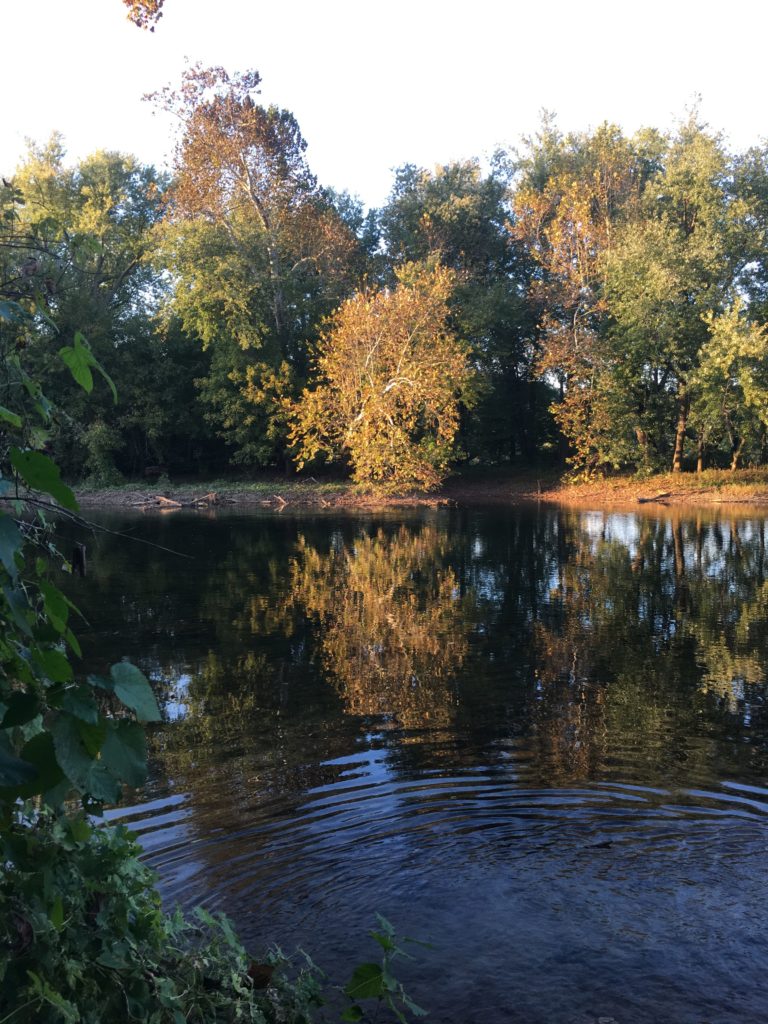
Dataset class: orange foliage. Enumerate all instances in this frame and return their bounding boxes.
[123,0,164,30]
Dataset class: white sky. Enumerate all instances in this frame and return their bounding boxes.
[2,0,766,209]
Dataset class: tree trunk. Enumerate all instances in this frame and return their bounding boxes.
[672,395,689,473]
[634,427,649,468]
[696,432,705,474]
[730,437,744,472]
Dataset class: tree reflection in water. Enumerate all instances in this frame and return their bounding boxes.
[80,508,768,1024]
[71,507,768,797]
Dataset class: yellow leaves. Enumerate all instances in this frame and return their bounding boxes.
[290,525,469,728]
[123,0,164,30]
[291,262,473,491]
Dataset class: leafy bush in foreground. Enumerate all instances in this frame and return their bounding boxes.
[0,809,322,1023]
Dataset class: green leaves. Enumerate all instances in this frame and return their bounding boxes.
[344,963,386,1000]
[0,733,63,797]
[1,808,326,1023]
[341,1005,365,1022]
[52,714,116,803]
[9,448,78,511]
[59,331,118,403]
[100,721,148,788]
[44,665,155,804]
[0,404,22,428]
[61,687,99,725]
[110,662,162,722]
[40,580,73,635]
[341,915,428,1024]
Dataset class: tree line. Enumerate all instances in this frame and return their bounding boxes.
[4,67,768,488]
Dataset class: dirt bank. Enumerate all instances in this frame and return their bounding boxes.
[73,468,768,514]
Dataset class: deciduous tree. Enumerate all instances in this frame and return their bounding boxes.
[292,263,473,490]
[151,66,363,466]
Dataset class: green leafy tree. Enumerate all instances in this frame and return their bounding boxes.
[0,183,327,1023]
[151,66,365,467]
[691,304,768,469]
[602,117,756,472]
[379,159,542,462]
[7,139,169,479]
[512,119,663,473]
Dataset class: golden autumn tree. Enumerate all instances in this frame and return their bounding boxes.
[291,262,474,490]
[123,0,164,29]
[289,526,471,730]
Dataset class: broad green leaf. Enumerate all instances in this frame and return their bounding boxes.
[51,713,94,784]
[10,732,64,798]
[0,405,22,428]
[344,963,385,1001]
[110,662,161,722]
[9,448,78,511]
[88,673,114,691]
[3,586,32,635]
[51,713,117,803]
[65,628,82,657]
[67,816,91,843]
[97,948,130,970]
[40,580,69,633]
[0,515,22,579]
[59,332,117,403]
[100,720,147,788]
[61,687,99,725]
[60,342,93,392]
[125,979,151,1021]
[78,718,106,758]
[49,896,65,931]
[34,648,73,683]
[341,1007,365,1022]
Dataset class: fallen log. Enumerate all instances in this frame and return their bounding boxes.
[637,490,671,504]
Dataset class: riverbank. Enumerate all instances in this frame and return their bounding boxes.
[73,468,768,512]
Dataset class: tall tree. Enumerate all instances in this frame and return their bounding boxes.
[603,117,761,472]
[379,159,540,461]
[151,66,364,466]
[512,120,662,473]
[7,138,168,478]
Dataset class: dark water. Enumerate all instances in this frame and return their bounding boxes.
[70,506,768,1023]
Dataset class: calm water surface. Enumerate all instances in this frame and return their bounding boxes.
[72,506,768,1023]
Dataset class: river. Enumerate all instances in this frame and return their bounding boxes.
[69,505,768,1023]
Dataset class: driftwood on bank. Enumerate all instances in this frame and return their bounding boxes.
[131,491,228,511]
[637,491,672,504]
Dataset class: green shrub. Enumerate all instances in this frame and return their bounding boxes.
[0,807,323,1023]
